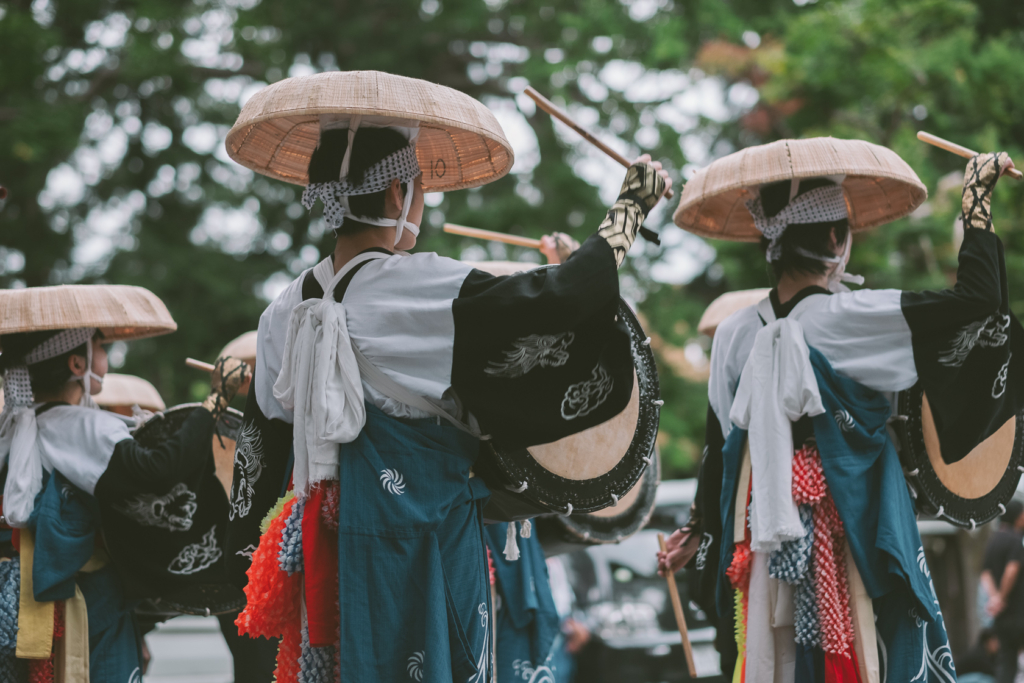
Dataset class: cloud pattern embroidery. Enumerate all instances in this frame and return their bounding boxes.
[561,363,614,420]
[168,526,222,576]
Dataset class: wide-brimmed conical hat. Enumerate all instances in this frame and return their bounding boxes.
[674,138,927,241]
[219,330,258,366]
[226,71,514,193]
[95,373,166,412]
[0,285,176,350]
[698,289,771,338]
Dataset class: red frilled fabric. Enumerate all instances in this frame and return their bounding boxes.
[236,496,302,683]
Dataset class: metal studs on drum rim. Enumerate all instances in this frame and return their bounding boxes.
[483,301,661,515]
[895,383,1024,529]
[538,448,661,554]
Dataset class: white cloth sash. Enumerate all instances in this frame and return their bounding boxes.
[729,301,824,552]
[1,407,42,527]
[273,252,385,496]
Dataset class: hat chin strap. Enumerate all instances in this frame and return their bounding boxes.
[334,123,420,247]
[793,230,864,292]
[336,183,420,247]
[76,340,103,408]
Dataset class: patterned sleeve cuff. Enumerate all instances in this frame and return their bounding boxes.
[617,163,666,218]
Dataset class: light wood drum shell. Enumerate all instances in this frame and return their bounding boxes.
[895,383,1024,529]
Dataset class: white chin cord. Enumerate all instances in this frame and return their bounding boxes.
[334,122,420,247]
[336,182,420,247]
[77,341,103,408]
[793,230,864,293]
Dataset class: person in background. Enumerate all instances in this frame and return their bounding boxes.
[956,627,1000,683]
[980,499,1024,683]
[545,554,592,683]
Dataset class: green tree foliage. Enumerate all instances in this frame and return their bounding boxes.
[2,0,1022,478]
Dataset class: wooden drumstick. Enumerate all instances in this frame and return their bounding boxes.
[186,358,215,372]
[524,86,675,199]
[658,532,697,678]
[917,132,1023,179]
[443,223,543,249]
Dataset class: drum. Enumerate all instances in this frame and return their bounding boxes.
[894,383,1024,529]
[537,448,660,554]
[105,403,246,616]
[477,299,661,521]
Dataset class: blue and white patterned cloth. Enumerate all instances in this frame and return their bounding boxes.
[335,403,492,683]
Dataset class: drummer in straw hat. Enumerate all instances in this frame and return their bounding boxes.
[223,70,670,682]
[0,284,249,681]
[657,140,1022,682]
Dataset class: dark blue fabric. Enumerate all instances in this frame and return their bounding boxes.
[807,347,938,620]
[31,472,98,602]
[808,346,955,682]
[29,472,141,682]
[483,524,561,680]
[336,403,492,683]
[713,348,955,682]
[794,642,823,683]
[716,425,748,620]
[78,567,142,682]
[873,585,957,683]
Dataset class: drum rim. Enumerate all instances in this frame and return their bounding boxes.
[485,301,660,514]
[896,383,1024,529]
[134,402,243,438]
[554,448,661,545]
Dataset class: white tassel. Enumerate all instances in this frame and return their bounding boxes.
[519,519,532,539]
[503,522,520,561]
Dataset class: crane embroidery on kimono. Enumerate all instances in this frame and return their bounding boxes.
[168,526,222,575]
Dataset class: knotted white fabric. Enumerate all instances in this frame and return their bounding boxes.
[504,521,520,561]
[729,317,824,552]
[0,327,97,527]
[272,252,388,497]
[746,183,849,262]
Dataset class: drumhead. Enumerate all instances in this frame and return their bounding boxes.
[481,300,660,515]
[896,383,1024,528]
[538,448,660,554]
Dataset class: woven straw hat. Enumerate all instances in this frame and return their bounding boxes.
[698,289,771,338]
[674,138,927,241]
[226,71,514,192]
[95,373,166,412]
[0,285,176,350]
[219,330,258,366]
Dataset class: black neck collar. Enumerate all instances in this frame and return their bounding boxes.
[769,285,831,319]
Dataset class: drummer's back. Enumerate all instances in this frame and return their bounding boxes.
[710,287,919,418]
[255,250,473,422]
